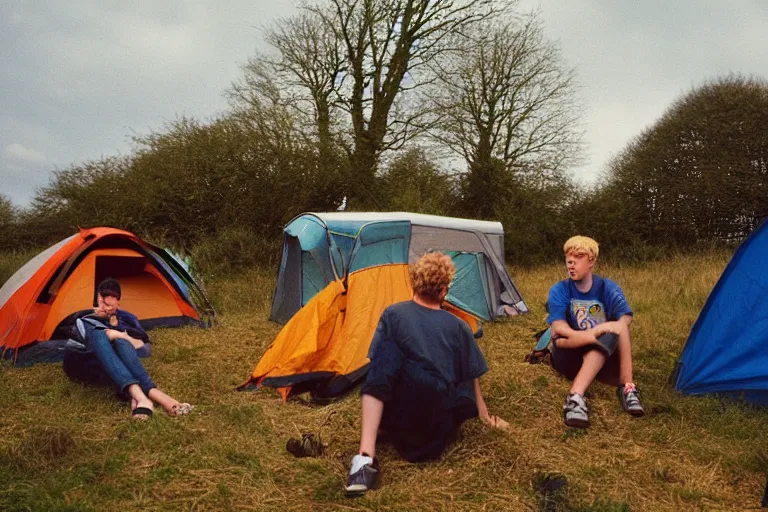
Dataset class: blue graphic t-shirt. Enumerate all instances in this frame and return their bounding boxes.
[546,275,632,330]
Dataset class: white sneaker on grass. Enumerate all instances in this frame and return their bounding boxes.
[344,453,380,497]
[617,383,645,416]
[563,393,590,428]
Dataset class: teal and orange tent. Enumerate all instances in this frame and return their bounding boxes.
[241,212,527,401]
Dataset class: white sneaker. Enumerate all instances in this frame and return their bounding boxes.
[344,454,380,497]
[563,393,590,428]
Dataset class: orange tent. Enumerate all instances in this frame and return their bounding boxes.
[0,227,214,361]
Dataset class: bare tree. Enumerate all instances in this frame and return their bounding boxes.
[227,57,304,153]
[428,11,582,217]
[280,0,494,206]
[263,9,345,152]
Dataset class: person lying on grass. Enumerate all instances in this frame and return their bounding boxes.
[63,278,193,421]
[345,252,508,497]
[546,236,644,429]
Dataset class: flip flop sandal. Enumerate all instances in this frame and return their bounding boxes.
[132,407,153,421]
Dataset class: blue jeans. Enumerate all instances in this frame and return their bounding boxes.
[86,329,156,395]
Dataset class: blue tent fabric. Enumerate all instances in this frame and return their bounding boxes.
[330,233,355,273]
[348,221,411,272]
[270,214,344,322]
[271,236,303,324]
[445,252,492,321]
[674,220,768,406]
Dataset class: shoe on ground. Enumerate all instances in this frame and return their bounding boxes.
[563,393,590,428]
[617,383,645,417]
[286,433,323,458]
[344,453,380,497]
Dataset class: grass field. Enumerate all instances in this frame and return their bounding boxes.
[2,251,767,511]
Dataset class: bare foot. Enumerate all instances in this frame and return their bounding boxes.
[166,402,194,417]
[491,415,511,432]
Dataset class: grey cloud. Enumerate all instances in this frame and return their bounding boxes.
[2,0,768,204]
[5,143,46,163]
[0,0,298,206]
[523,0,768,183]
[1,160,51,205]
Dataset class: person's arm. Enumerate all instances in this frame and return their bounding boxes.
[547,283,598,345]
[605,281,633,329]
[598,315,631,337]
[474,378,495,425]
[360,312,403,403]
[458,323,508,430]
[474,378,490,422]
[119,311,149,342]
[551,319,601,347]
[473,378,510,430]
[104,329,145,350]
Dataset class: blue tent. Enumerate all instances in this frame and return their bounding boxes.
[673,220,768,405]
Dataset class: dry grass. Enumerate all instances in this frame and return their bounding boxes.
[2,253,768,511]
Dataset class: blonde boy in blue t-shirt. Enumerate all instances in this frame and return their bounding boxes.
[547,236,644,428]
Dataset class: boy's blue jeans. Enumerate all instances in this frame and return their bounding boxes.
[86,329,156,395]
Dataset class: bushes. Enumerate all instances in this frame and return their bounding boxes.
[0,250,38,286]
[377,149,458,215]
[8,76,766,268]
[190,227,282,276]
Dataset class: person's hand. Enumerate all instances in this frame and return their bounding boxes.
[96,295,119,318]
[491,415,511,431]
[127,336,145,350]
[593,321,622,337]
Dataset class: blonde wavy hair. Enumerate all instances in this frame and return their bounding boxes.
[563,235,599,261]
[410,252,455,301]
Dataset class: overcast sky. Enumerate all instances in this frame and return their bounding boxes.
[2,0,767,207]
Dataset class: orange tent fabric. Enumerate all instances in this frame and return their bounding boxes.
[242,263,481,400]
[249,279,348,387]
[0,227,207,355]
[442,302,480,334]
[242,264,413,399]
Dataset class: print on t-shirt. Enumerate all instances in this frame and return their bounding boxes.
[571,299,607,329]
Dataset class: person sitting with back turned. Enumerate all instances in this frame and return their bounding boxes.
[547,236,645,429]
[344,252,508,497]
[63,278,193,420]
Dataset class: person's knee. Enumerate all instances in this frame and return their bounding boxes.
[582,348,607,369]
[85,329,110,348]
[113,338,133,351]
